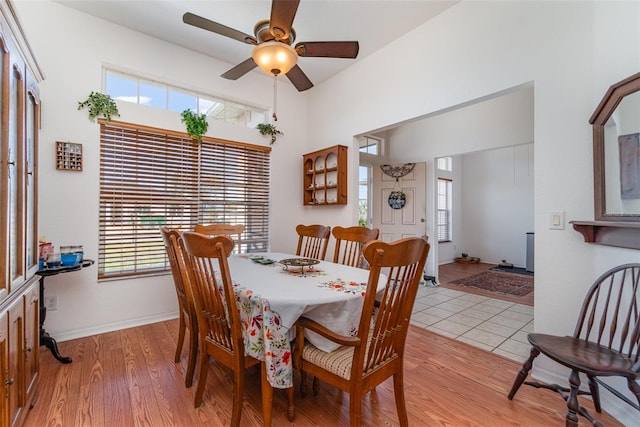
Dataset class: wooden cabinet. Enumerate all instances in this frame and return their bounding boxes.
[303,145,348,205]
[0,2,44,427]
[3,278,38,427]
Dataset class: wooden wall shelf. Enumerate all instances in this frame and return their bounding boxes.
[303,145,347,206]
[570,220,640,250]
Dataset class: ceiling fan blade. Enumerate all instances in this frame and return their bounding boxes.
[286,65,313,92]
[221,58,258,80]
[296,41,359,58]
[269,0,300,41]
[183,12,257,45]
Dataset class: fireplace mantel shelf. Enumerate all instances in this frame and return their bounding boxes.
[570,220,640,250]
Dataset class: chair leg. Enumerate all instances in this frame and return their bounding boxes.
[286,385,295,422]
[565,370,581,427]
[185,324,198,388]
[231,363,246,427]
[312,377,320,397]
[175,314,186,363]
[349,390,362,427]
[508,347,540,400]
[300,370,307,398]
[260,363,273,427]
[393,372,409,427]
[587,375,601,413]
[628,378,640,409]
[194,352,209,408]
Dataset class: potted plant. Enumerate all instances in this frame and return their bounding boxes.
[77,91,120,121]
[256,123,283,144]
[181,109,208,142]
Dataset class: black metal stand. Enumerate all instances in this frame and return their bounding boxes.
[36,259,94,364]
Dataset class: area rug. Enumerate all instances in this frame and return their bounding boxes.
[450,270,534,296]
[490,266,534,276]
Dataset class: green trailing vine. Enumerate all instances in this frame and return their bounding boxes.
[77,91,120,122]
[181,109,209,142]
[256,123,283,144]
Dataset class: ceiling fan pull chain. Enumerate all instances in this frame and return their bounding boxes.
[272,74,278,121]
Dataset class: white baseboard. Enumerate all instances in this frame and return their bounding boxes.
[51,312,179,343]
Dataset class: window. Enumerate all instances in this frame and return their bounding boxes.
[104,68,268,128]
[437,178,452,242]
[359,165,372,227]
[359,136,381,155]
[98,120,271,279]
[436,156,452,172]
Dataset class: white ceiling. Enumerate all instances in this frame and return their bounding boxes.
[53,0,458,89]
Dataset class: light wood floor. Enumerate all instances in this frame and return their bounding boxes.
[25,320,621,426]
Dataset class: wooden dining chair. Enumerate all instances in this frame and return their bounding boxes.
[194,223,245,253]
[295,224,331,260]
[160,227,198,388]
[181,231,288,427]
[332,225,380,269]
[294,237,430,427]
[508,263,640,426]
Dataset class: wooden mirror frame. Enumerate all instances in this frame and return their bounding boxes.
[590,71,640,221]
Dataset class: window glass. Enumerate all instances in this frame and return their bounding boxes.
[437,178,452,242]
[139,80,166,108]
[104,68,268,128]
[358,165,371,227]
[359,136,380,155]
[436,156,453,172]
[168,89,197,113]
[106,72,138,103]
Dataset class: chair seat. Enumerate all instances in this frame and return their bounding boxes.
[301,327,381,381]
[302,342,356,380]
[529,333,637,377]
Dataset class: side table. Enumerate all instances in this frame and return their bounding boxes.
[36,259,94,364]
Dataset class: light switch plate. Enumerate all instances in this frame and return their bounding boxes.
[549,211,565,230]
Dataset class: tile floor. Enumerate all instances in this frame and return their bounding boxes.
[410,283,533,362]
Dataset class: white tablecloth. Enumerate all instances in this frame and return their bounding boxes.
[226,252,383,388]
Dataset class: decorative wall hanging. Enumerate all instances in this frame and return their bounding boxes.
[56,141,83,171]
[381,163,415,210]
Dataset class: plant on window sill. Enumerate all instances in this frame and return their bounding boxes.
[77,91,120,122]
[181,110,209,142]
[256,123,283,144]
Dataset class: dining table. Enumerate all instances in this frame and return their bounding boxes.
[225,252,385,390]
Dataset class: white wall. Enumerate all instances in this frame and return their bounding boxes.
[306,1,640,424]
[460,144,534,267]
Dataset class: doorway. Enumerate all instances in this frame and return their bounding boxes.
[359,85,534,288]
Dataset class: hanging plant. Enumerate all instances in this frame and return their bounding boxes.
[181,109,209,142]
[77,91,120,122]
[256,123,283,144]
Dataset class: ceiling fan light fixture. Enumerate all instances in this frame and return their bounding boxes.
[252,41,298,76]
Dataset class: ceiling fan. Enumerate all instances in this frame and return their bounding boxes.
[183,0,359,92]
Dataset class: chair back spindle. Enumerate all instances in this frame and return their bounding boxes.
[575,264,640,361]
[332,225,380,269]
[295,224,331,260]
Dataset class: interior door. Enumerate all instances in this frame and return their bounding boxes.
[372,162,426,242]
